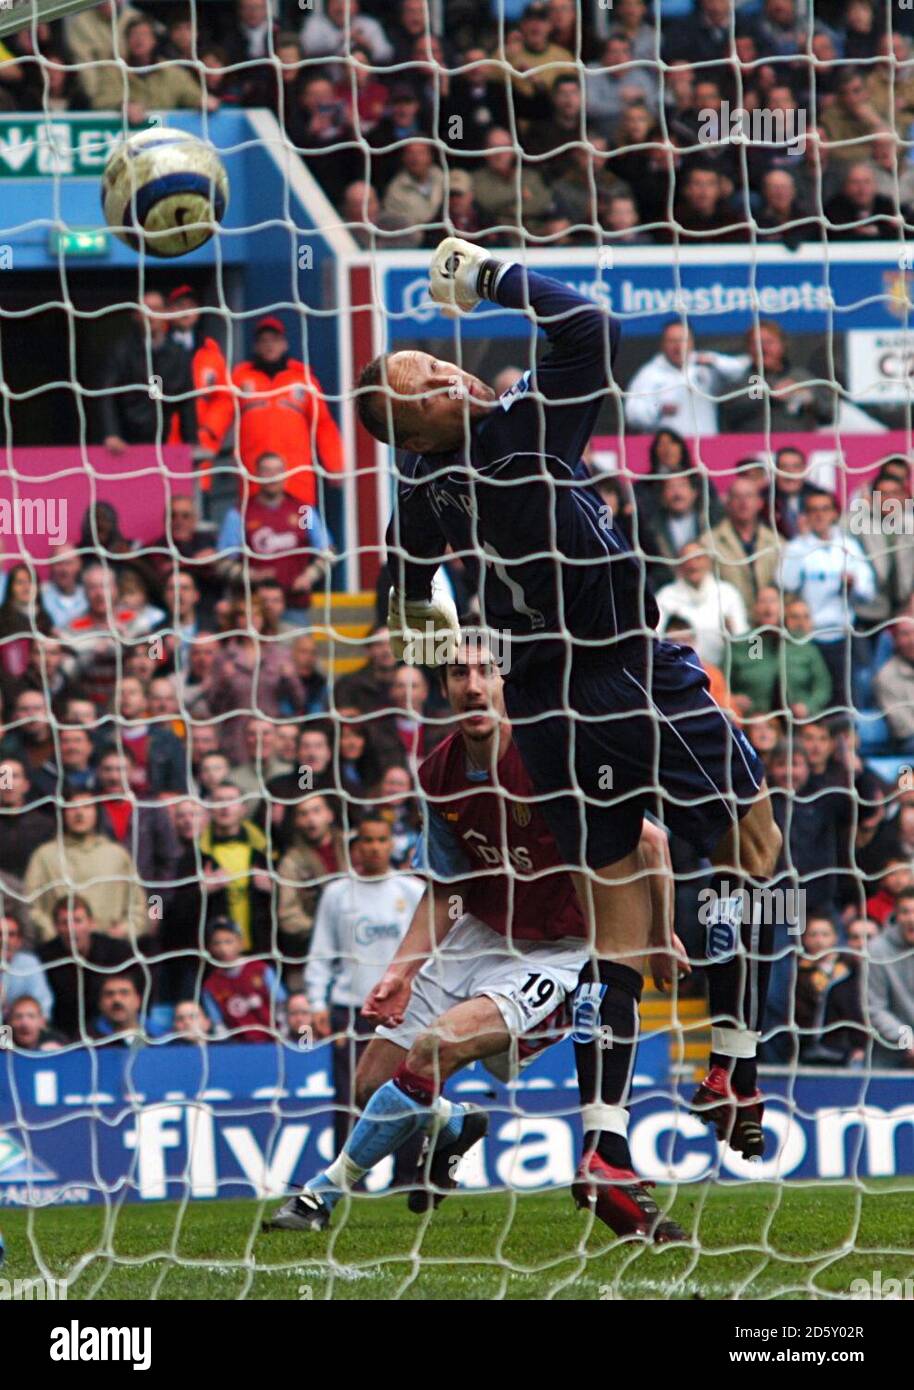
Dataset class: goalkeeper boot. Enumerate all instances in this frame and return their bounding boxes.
[408,1105,489,1214]
[263,1189,331,1233]
[690,1065,766,1160]
[572,1153,687,1243]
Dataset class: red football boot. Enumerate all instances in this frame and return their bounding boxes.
[572,1152,687,1243]
[690,1065,766,1159]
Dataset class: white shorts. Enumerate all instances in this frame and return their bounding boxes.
[375,914,587,1068]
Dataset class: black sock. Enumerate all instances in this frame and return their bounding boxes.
[703,873,774,1095]
[573,959,642,1168]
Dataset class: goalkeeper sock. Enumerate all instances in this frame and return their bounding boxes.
[703,875,774,1095]
[316,1064,463,1202]
[573,960,642,1170]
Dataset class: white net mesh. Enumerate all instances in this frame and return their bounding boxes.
[0,0,913,1306]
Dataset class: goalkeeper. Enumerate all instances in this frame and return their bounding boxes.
[356,241,783,1168]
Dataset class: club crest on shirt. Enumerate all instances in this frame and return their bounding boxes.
[511,801,532,828]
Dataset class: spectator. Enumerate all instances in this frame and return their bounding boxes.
[663,0,731,67]
[300,0,393,69]
[61,563,146,715]
[231,717,293,805]
[672,163,748,244]
[374,763,423,868]
[443,47,510,162]
[550,134,627,230]
[821,66,892,165]
[866,859,914,927]
[381,141,445,248]
[873,620,914,750]
[202,918,286,1042]
[336,715,383,800]
[755,168,811,249]
[95,746,180,886]
[721,321,832,433]
[771,445,817,539]
[205,315,343,511]
[90,15,201,122]
[825,160,901,240]
[472,126,554,246]
[115,675,187,794]
[92,971,164,1044]
[612,0,655,62]
[41,545,87,630]
[0,913,53,1019]
[0,756,54,883]
[728,588,832,719]
[7,994,64,1051]
[367,83,431,192]
[222,0,281,107]
[506,1,575,109]
[172,998,217,1042]
[0,563,54,678]
[1,637,81,720]
[0,691,57,802]
[24,789,149,943]
[282,990,312,1044]
[644,475,714,584]
[197,783,275,954]
[601,190,652,244]
[852,472,914,636]
[624,321,749,440]
[216,452,333,614]
[334,624,398,715]
[867,886,914,1067]
[700,473,782,614]
[277,793,347,958]
[65,0,141,106]
[304,814,423,1155]
[780,488,876,707]
[335,45,389,135]
[288,69,362,204]
[57,726,95,792]
[602,102,673,228]
[585,31,660,137]
[288,632,328,714]
[794,915,865,1065]
[655,542,748,668]
[163,286,231,462]
[37,896,133,1041]
[342,179,385,247]
[117,565,165,637]
[768,740,853,919]
[202,592,305,763]
[97,291,195,451]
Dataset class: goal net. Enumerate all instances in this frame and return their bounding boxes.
[0,0,913,1305]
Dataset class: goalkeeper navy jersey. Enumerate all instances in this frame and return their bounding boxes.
[386,267,659,676]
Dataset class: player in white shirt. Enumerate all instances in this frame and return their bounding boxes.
[624,322,749,441]
[655,542,749,668]
[304,815,424,1158]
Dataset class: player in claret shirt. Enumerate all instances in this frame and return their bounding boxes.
[356,239,783,1168]
[265,641,687,1240]
[202,918,286,1042]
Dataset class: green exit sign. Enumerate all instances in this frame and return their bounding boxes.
[49,228,109,257]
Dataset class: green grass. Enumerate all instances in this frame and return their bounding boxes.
[3,1182,914,1300]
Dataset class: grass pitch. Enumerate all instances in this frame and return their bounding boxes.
[3,1181,914,1300]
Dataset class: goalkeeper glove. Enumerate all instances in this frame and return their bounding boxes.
[388,572,460,667]
[429,237,506,314]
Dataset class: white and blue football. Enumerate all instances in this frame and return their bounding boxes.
[101,126,229,258]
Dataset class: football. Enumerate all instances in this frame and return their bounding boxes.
[101,126,229,258]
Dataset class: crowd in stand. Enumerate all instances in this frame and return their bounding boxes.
[1,0,914,247]
[1,431,914,1070]
[2,0,914,1073]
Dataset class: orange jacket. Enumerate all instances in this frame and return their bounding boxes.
[194,336,232,450]
[208,357,344,506]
